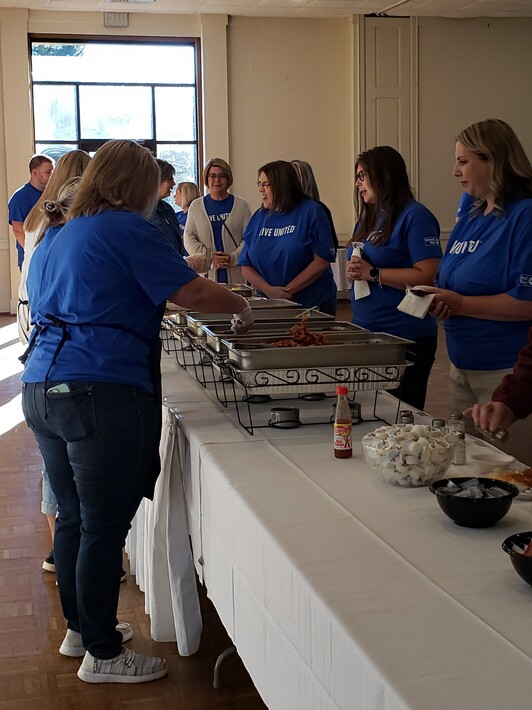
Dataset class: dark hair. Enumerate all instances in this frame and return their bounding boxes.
[29,154,53,172]
[156,158,175,182]
[259,160,307,213]
[353,146,414,246]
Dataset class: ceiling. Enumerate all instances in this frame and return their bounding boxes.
[1,0,531,20]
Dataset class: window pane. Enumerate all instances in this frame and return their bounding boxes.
[35,144,79,162]
[157,145,197,185]
[155,87,196,141]
[80,86,152,139]
[32,42,195,85]
[33,84,77,141]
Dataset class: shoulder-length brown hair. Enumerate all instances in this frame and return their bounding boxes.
[352,146,414,247]
[69,140,160,219]
[24,150,91,236]
[457,119,532,215]
[259,160,307,213]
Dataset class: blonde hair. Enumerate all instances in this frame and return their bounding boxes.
[291,160,320,201]
[203,157,233,189]
[69,140,160,219]
[457,119,532,214]
[177,181,201,210]
[35,177,81,246]
[24,150,91,235]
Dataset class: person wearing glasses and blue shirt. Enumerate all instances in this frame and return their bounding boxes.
[346,146,442,410]
[239,160,337,315]
[184,157,251,284]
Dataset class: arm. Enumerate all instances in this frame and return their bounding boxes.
[183,201,210,260]
[428,290,532,321]
[168,276,247,313]
[11,221,25,248]
[241,265,286,300]
[285,254,330,295]
[347,256,440,290]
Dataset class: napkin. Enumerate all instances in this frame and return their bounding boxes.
[352,246,371,300]
[397,286,436,318]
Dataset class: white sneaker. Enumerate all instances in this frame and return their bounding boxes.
[77,647,167,684]
[59,622,133,658]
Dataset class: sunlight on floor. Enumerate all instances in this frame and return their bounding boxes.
[0,322,24,435]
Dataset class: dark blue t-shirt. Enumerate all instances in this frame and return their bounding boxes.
[23,210,198,392]
[239,199,336,309]
[8,181,42,267]
[204,194,234,284]
[437,198,532,370]
[347,200,441,338]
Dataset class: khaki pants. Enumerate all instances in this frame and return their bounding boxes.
[449,364,532,467]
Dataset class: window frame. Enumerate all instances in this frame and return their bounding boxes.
[29,34,203,182]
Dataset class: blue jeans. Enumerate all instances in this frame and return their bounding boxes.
[22,381,159,659]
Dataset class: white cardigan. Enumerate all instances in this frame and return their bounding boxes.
[184,195,252,284]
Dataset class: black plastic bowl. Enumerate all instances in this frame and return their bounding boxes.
[502,532,532,587]
[429,477,519,528]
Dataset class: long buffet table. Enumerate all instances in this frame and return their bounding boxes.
[128,349,532,709]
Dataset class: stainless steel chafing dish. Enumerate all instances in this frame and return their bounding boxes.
[246,298,300,308]
[222,332,413,370]
[163,307,189,326]
[203,321,366,355]
[186,308,334,337]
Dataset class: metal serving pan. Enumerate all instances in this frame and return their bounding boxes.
[203,321,366,354]
[246,298,300,308]
[223,332,413,370]
[164,307,189,326]
[186,308,334,337]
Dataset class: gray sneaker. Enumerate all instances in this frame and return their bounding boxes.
[60,622,133,658]
[77,647,167,684]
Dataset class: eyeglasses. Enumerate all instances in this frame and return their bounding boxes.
[257,181,272,188]
[208,173,228,180]
[355,170,367,182]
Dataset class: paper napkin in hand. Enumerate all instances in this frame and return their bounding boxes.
[352,246,371,300]
[397,286,436,319]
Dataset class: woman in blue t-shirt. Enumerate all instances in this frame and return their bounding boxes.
[239,160,337,315]
[428,119,532,463]
[346,146,442,410]
[20,140,252,686]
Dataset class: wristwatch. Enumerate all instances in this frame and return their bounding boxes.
[369,266,380,282]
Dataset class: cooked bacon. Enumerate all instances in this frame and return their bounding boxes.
[268,317,332,347]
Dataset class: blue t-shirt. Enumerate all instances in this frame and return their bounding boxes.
[8,181,42,267]
[238,199,337,309]
[148,200,184,255]
[347,200,441,338]
[436,198,532,370]
[176,211,189,256]
[22,210,198,392]
[204,193,234,284]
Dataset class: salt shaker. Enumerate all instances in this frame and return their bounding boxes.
[448,412,466,465]
[399,410,415,425]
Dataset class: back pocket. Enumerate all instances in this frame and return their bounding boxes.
[46,385,98,442]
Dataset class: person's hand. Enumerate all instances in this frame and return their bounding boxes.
[346,255,372,281]
[265,286,291,300]
[184,253,210,273]
[212,251,231,269]
[231,305,254,334]
[465,401,515,433]
[423,287,464,320]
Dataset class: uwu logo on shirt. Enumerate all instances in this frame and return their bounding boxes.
[449,239,482,255]
[424,236,440,247]
[519,274,532,287]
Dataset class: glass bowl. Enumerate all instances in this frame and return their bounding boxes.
[362,424,453,487]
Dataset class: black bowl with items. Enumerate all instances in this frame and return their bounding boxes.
[429,476,519,528]
[502,532,532,588]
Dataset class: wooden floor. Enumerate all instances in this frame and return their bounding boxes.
[0,308,450,709]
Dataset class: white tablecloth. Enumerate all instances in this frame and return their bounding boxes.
[331,247,351,299]
[128,350,532,707]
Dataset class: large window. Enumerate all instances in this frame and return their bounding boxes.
[30,39,201,189]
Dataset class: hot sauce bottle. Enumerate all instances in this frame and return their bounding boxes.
[334,385,352,459]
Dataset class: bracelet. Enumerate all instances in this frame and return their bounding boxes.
[377,268,382,288]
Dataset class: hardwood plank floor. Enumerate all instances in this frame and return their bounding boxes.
[0,308,451,709]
